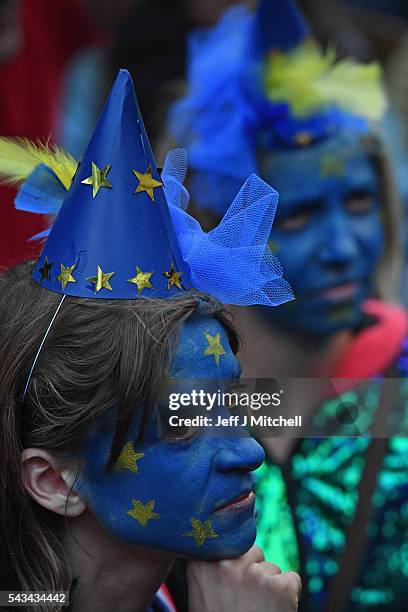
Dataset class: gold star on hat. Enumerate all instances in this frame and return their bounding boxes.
[113,442,144,473]
[57,263,76,290]
[86,265,115,292]
[204,332,226,366]
[183,518,218,546]
[127,266,153,294]
[163,263,183,290]
[38,256,53,282]
[133,165,163,202]
[81,162,112,198]
[127,500,160,527]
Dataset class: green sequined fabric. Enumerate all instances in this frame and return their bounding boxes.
[255,346,408,611]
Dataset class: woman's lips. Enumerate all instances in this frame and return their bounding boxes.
[304,282,360,302]
[215,490,255,514]
[321,282,359,301]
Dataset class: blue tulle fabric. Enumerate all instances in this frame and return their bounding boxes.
[168,6,368,214]
[16,149,294,307]
[162,149,294,306]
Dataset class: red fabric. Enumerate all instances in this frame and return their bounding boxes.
[0,0,102,268]
[158,584,178,612]
[332,299,408,382]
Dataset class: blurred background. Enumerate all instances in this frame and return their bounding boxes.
[2,0,408,282]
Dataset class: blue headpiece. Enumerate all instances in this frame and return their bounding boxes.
[0,69,293,307]
[169,0,387,214]
[33,70,190,299]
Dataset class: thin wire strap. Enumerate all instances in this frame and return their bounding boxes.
[22,294,66,400]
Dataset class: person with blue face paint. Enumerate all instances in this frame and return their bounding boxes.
[0,70,300,611]
[0,263,302,612]
[168,1,408,610]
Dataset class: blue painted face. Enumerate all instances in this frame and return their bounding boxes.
[76,313,265,559]
[258,132,383,335]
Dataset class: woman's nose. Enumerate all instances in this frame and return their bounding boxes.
[319,211,359,269]
[214,436,265,473]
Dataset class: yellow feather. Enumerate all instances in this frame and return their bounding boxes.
[0,137,77,190]
[265,43,387,121]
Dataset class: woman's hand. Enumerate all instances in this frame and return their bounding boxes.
[187,545,301,612]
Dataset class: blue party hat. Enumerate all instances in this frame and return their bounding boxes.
[248,0,309,59]
[32,69,190,299]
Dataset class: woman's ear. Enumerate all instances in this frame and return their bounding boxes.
[21,449,86,517]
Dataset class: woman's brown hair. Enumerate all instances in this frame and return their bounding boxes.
[0,260,239,611]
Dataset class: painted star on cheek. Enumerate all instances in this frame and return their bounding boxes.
[86,265,115,292]
[127,500,160,527]
[113,442,144,473]
[81,162,112,198]
[57,263,76,290]
[133,165,163,202]
[204,332,226,366]
[183,518,218,546]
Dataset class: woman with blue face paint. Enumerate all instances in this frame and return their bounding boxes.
[0,70,300,611]
[0,261,301,612]
[168,1,408,610]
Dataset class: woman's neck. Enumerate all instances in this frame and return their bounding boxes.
[65,511,174,612]
[234,307,352,377]
[233,308,353,464]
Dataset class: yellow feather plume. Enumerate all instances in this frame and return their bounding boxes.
[0,137,77,190]
[264,43,387,121]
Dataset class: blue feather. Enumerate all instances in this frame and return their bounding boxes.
[15,163,66,215]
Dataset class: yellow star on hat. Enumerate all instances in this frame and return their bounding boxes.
[81,162,112,198]
[127,266,153,294]
[133,165,163,202]
[163,263,183,290]
[38,256,53,282]
[57,263,76,290]
[86,265,115,292]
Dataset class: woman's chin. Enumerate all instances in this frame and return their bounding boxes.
[158,522,257,561]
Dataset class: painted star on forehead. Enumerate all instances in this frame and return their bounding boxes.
[204,332,226,367]
[113,442,144,473]
[183,518,218,547]
[163,263,183,290]
[81,162,112,198]
[38,256,53,282]
[320,154,346,178]
[293,131,313,147]
[86,265,115,292]
[127,500,160,527]
[127,266,153,294]
[133,165,163,202]
[57,263,76,290]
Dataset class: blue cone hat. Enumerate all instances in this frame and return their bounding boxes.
[247,0,309,60]
[32,69,191,299]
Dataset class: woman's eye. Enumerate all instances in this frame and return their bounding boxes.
[345,190,375,214]
[158,407,199,442]
[275,203,319,231]
[225,381,249,416]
